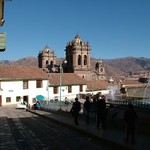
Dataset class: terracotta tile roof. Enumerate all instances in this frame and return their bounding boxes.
[124,84,147,88]
[86,80,112,91]
[48,73,87,86]
[0,65,48,80]
[121,78,147,88]
[121,78,139,85]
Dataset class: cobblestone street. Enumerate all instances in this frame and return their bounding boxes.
[0,106,112,150]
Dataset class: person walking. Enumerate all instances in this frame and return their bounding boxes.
[90,96,97,121]
[70,97,81,125]
[83,96,91,124]
[124,103,137,144]
[96,95,107,129]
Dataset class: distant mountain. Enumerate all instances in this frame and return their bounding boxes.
[0,57,38,66]
[102,57,150,73]
[90,58,127,76]
[0,57,150,76]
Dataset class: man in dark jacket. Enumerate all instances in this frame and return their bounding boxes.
[70,97,81,125]
[83,96,91,124]
[124,103,137,144]
[96,95,107,129]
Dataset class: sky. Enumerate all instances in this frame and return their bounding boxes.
[0,0,150,60]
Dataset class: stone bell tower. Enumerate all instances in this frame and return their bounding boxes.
[64,35,91,79]
[38,45,56,73]
[95,60,106,80]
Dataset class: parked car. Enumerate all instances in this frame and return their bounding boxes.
[16,103,27,109]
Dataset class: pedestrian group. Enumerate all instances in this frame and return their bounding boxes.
[70,94,137,145]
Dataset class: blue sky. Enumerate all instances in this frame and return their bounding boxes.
[0,0,150,60]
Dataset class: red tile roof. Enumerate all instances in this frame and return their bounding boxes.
[48,73,87,86]
[0,65,48,80]
[121,78,147,88]
[0,65,117,91]
[86,80,113,91]
[121,78,139,85]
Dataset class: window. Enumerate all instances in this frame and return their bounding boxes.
[78,55,81,65]
[84,55,87,65]
[46,60,49,65]
[23,80,28,89]
[16,96,21,102]
[50,60,53,65]
[80,85,83,92]
[6,97,11,103]
[32,98,36,103]
[54,87,58,94]
[68,85,72,93]
[36,80,43,88]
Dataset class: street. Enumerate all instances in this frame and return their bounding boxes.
[0,106,112,150]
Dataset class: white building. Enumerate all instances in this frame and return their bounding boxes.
[0,65,88,106]
[0,65,48,106]
[0,65,115,107]
[47,73,87,101]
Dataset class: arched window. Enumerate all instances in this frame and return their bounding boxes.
[84,55,87,65]
[50,60,53,65]
[46,60,49,65]
[78,55,81,65]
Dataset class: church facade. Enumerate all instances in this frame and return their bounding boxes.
[38,35,106,80]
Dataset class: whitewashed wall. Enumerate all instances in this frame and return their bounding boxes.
[0,80,48,106]
[0,79,87,106]
[1,81,23,105]
[47,85,87,101]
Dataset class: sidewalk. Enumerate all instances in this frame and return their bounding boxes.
[27,109,150,150]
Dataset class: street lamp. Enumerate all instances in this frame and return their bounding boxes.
[59,60,67,110]
[91,74,94,94]
[47,74,51,101]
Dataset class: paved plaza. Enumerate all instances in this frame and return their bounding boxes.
[28,107,150,150]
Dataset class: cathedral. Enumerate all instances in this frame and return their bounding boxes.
[38,35,106,80]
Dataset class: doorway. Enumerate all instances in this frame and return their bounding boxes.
[23,95,28,106]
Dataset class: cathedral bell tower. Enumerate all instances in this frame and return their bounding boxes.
[38,45,56,73]
[65,35,91,79]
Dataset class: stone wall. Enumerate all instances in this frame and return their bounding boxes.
[127,87,150,98]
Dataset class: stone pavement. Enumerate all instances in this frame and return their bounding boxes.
[27,108,150,150]
[0,117,19,150]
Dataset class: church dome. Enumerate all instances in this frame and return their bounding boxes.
[71,34,83,44]
[39,45,52,54]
